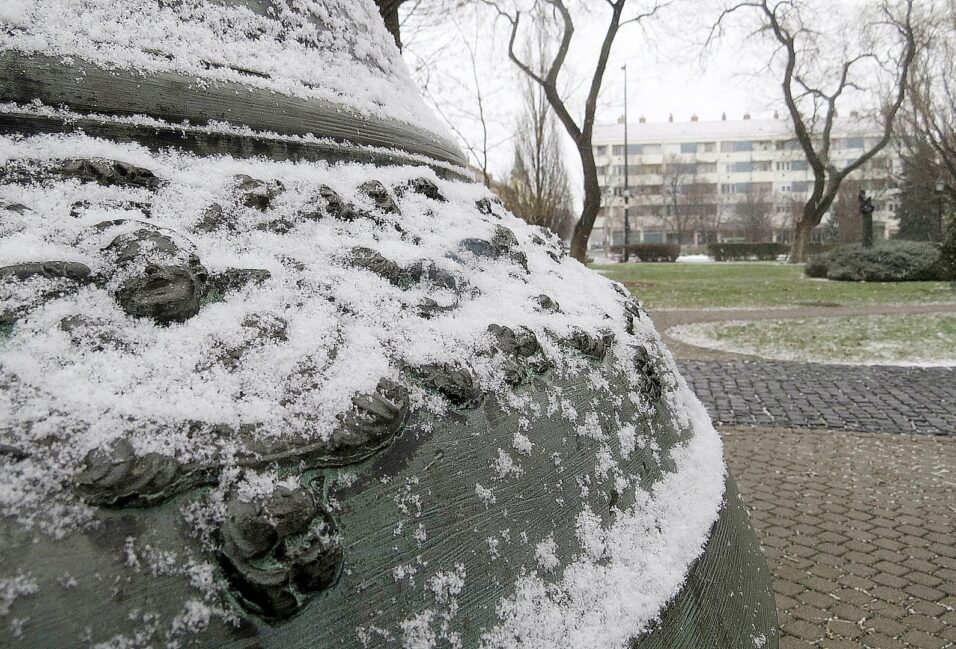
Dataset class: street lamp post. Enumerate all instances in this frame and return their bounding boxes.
[622,64,631,263]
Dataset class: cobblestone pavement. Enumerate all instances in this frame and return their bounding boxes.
[679,360,956,436]
[724,427,956,649]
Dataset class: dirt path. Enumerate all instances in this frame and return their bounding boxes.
[651,302,956,361]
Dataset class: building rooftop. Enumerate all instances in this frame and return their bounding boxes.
[592,115,881,144]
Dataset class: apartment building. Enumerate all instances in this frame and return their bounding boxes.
[590,114,898,251]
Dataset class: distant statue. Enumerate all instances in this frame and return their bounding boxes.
[860,190,875,247]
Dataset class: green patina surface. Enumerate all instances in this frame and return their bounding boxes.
[593,263,956,310]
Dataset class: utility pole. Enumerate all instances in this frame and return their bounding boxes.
[622,64,631,263]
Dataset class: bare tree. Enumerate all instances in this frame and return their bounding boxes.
[660,155,698,245]
[402,4,511,186]
[711,0,919,261]
[733,185,774,242]
[375,0,409,48]
[902,1,956,199]
[481,0,669,262]
[498,57,576,239]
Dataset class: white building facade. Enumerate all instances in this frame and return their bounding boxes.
[590,115,898,251]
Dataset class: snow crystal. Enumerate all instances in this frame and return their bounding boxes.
[511,432,533,456]
[493,449,521,479]
[393,564,418,584]
[534,537,560,573]
[475,483,496,506]
[0,572,37,617]
[617,423,637,459]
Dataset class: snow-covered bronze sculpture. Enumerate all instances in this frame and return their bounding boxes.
[0,2,777,647]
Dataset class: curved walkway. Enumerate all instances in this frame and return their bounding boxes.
[652,302,956,436]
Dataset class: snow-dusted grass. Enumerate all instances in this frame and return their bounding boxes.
[593,262,956,310]
[668,313,956,366]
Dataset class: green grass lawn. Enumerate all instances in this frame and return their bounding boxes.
[668,313,956,365]
[592,262,956,310]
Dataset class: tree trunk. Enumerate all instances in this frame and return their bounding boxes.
[374,1,403,49]
[569,145,601,263]
[789,218,815,263]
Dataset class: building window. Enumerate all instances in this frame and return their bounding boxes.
[776,139,802,151]
[792,181,809,193]
[696,162,717,174]
[776,161,790,171]
[791,159,809,171]
[720,141,753,153]
[846,137,865,149]
[753,161,772,172]
[702,142,716,153]
[680,142,699,154]
[594,145,608,156]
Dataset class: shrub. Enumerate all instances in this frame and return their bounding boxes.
[707,242,788,261]
[804,251,831,278]
[808,241,953,282]
[609,243,680,263]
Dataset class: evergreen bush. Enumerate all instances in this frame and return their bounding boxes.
[806,241,952,282]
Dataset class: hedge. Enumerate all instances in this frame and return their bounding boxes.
[609,243,680,262]
[805,241,953,282]
[707,242,789,261]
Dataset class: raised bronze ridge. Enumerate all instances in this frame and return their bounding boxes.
[0,51,468,173]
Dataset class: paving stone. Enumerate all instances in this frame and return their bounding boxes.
[822,638,863,649]
[791,604,828,623]
[828,620,864,640]
[679,361,956,435]
[862,633,906,649]
[899,628,947,649]
[784,619,825,642]
[867,616,905,637]
[722,427,956,649]
[901,614,945,635]
[904,584,945,602]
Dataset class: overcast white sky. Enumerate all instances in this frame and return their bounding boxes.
[399,0,878,182]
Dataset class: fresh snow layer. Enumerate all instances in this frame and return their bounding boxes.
[0,132,726,647]
[0,0,448,137]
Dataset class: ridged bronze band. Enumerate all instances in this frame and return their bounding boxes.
[0,51,468,170]
[0,112,469,181]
